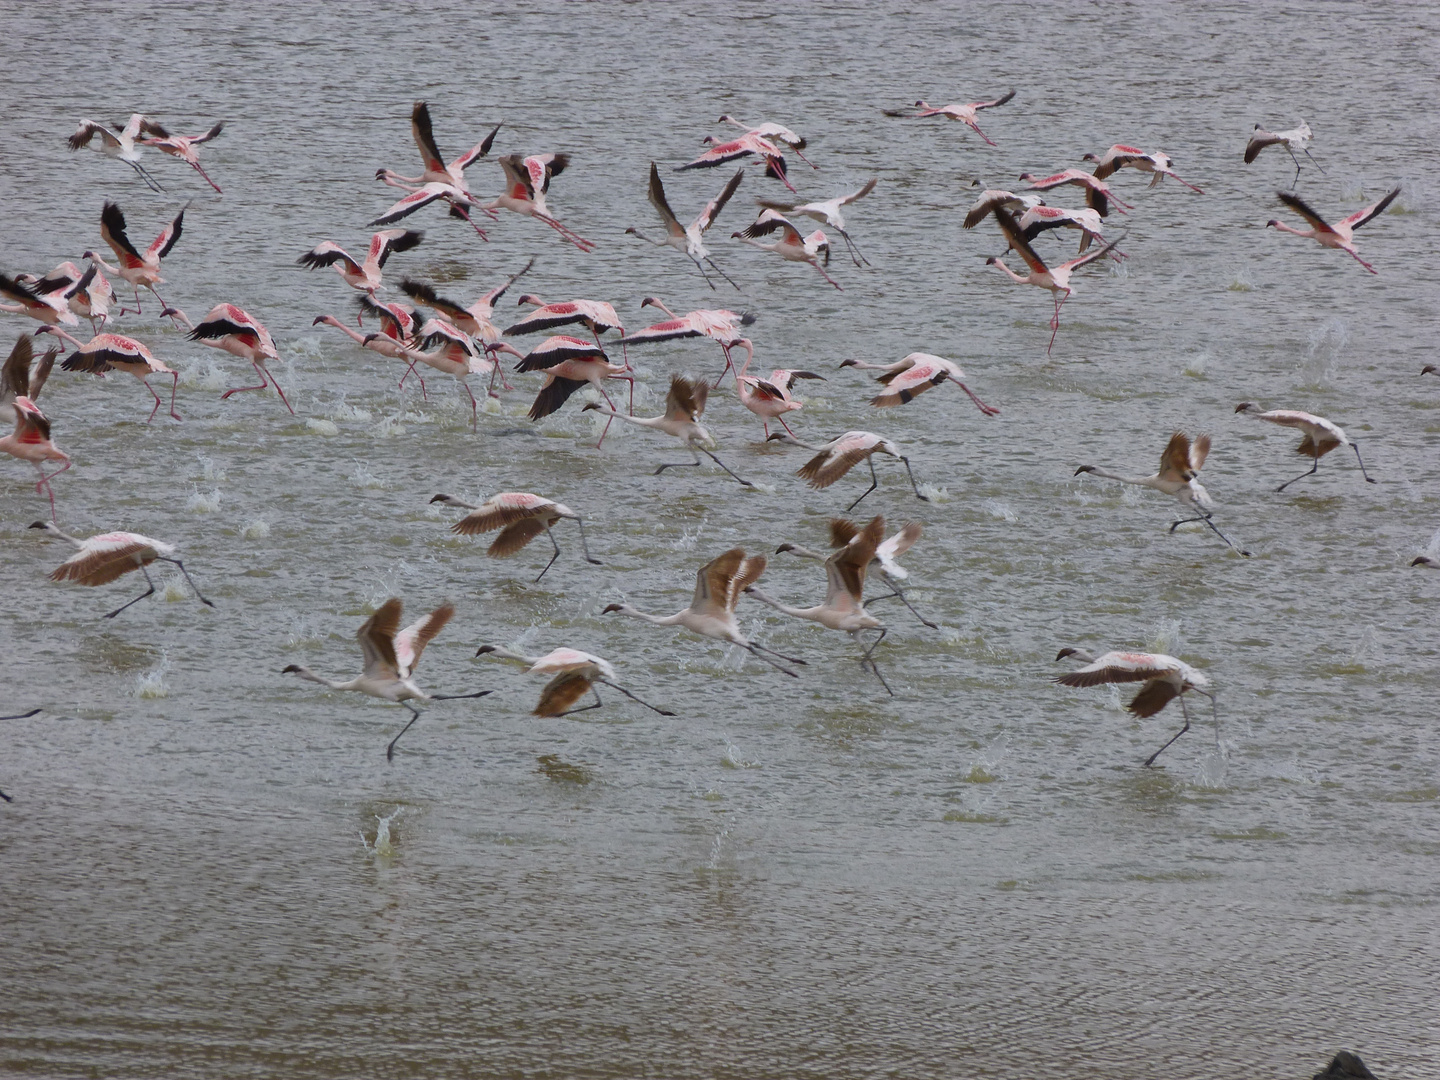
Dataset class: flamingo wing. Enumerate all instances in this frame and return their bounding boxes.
[665,375,707,422]
[370,185,451,227]
[370,228,424,269]
[1126,680,1181,717]
[148,209,185,261]
[409,101,448,174]
[1275,191,1333,233]
[727,554,768,611]
[1057,234,1123,273]
[2,335,34,401]
[497,155,536,200]
[50,533,163,586]
[839,177,878,207]
[739,209,802,244]
[298,242,361,275]
[357,598,404,680]
[695,168,744,233]
[452,122,502,173]
[992,208,1050,274]
[393,602,454,678]
[1158,432,1195,483]
[1340,186,1400,232]
[99,202,144,264]
[693,548,746,616]
[477,257,535,312]
[643,162,685,238]
[975,89,1017,110]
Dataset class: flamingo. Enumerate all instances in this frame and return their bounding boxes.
[983,206,1122,353]
[0,269,91,327]
[756,178,878,266]
[85,201,184,316]
[298,228,423,295]
[1054,648,1218,767]
[1,335,56,429]
[1411,556,1440,569]
[776,518,936,629]
[35,326,181,423]
[962,188,1045,229]
[626,162,743,289]
[744,514,893,694]
[621,297,755,386]
[1073,431,1249,555]
[28,520,213,618]
[677,132,795,193]
[486,154,594,251]
[430,492,601,581]
[601,547,804,676]
[475,645,673,717]
[139,121,225,192]
[1244,121,1321,184]
[281,598,491,760]
[581,374,750,486]
[399,258,534,340]
[370,178,488,237]
[515,336,633,443]
[732,210,841,289]
[1234,402,1376,490]
[1266,188,1399,274]
[163,304,293,414]
[1018,169,1131,218]
[31,260,113,329]
[765,430,927,510]
[883,90,1016,145]
[386,320,494,428]
[735,343,825,437]
[838,353,997,415]
[373,102,500,236]
[1016,204,1111,255]
[716,115,816,167]
[1081,145,1204,192]
[506,294,624,348]
[67,114,165,191]
[0,396,69,520]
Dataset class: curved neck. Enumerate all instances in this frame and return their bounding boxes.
[41,327,85,350]
[745,586,823,622]
[317,316,366,344]
[479,646,539,666]
[35,522,84,548]
[778,545,827,561]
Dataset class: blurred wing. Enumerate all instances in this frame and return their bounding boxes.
[394,602,454,677]
[695,168,744,232]
[358,599,403,679]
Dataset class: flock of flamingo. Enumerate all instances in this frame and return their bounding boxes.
[0,94,1412,788]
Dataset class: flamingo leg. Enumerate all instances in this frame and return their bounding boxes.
[190,161,223,194]
[572,517,602,565]
[900,455,928,502]
[167,371,181,421]
[846,457,880,511]
[460,379,477,432]
[812,259,844,291]
[712,341,737,388]
[1276,455,1321,492]
[142,376,164,424]
[1303,147,1326,175]
[654,448,703,475]
[1168,513,1252,557]
[533,523,563,583]
[950,376,999,416]
[1144,696,1192,768]
[1351,441,1377,484]
[742,643,799,678]
[597,679,675,716]
[34,460,70,521]
[127,157,163,193]
[104,563,158,618]
[385,705,422,761]
[856,627,893,695]
[702,448,752,487]
[690,256,716,291]
[969,122,997,147]
[448,202,489,242]
[1347,248,1377,274]
[155,556,215,607]
[839,228,870,268]
[558,688,606,717]
[705,256,743,291]
[864,584,938,629]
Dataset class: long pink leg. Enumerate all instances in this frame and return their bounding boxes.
[951,377,999,416]
[141,376,165,424]
[968,121,997,147]
[1046,293,1067,355]
[813,260,844,291]
[460,380,477,432]
[259,361,294,415]
[449,202,489,241]
[1348,249,1377,274]
[594,380,630,448]
[713,342,736,388]
[34,460,70,521]
[191,161,223,194]
[167,371,181,421]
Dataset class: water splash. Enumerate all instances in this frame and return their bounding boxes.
[305,418,339,436]
[916,483,952,502]
[721,738,758,769]
[195,453,227,482]
[1147,617,1183,655]
[1298,318,1348,388]
[982,499,1017,523]
[135,654,171,699]
[186,487,222,513]
[1226,266,1255,292]
[241,519,270,540]
[361,808,402,858]
[349,463,387,489]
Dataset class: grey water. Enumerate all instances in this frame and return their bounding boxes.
[2,2,1437,1077]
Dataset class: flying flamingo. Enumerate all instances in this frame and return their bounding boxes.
[163,304,294,414]
[487,154,594,251]
[626,162,743,289]
[399,258,534,340]
[1017,204,1111,255]
[67,114,165,191]
[962,188,1045,229]
[373,102,501,236]
[28,520,213,618]
[883,90,1016,144]
[775,517,936,629]
[732,210,841,290]
[0,396,69,520]
[1,335,56,428]
[515,336,632,439]
[475,645,674,717]
[35,326,181,423]
[1054,648,1218,767]
[677,132,796,193]
[1234,402,1377,490]
[370,178,488,236]
[281,598,491,760]
[31,260,113,329]
[1018,169,1131,218]
[386,320,493,428]
[621,297,755,386]
[86,201,184,316]
[0,268,92,327]
[983,206,1122,353]
[734,343,826,437]
[601,547,804,676]
[1081,146,1204,192]
[745,514,893,694]
[506,294,624,349]
[716,115,816,167]
[1244,121,1321,184]
[139,121,225,192]
[766,430,927,510]
[839,353,997,414]
[1266,187,1399,273]
[1073,431,1249,555]
[430,492,601,581]
[299,228,423,295]
[756,178,878,266]
[582,374,750,486]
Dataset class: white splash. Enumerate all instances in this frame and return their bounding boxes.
[305,417,339,436]
[361,808,403,857]
[241,519,270,540]
[982,499,1017,523]
[916,483,952,502]
[1147,617,1183,655]
[186,488,221,513]
[135,654,171,699]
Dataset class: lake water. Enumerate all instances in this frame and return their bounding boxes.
[2,2,1437,1077]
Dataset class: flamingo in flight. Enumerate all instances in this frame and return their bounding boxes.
[1054,648,1218,767]
[1073,431,1249,556]
[1018,169,1131,218]
[1,334,56,429]
[962,189,1044,229]
[717,115,816,167]
[475,645,673,717]
[1017,204,1111,255]
[400,258,534,341]
[1244,121,1321,184]
[766,430,928,510]
[139,121,225,192]
[487,154,594,251]
[1234,403,1377,490]
[430,492,601,582]
[67,114,165,191]
[1082,145,1204,192]
[374,102,501,237]
[884,90,1016,145]
[164,304,294,414]
[86,201,184,315]
[776,517,936,629]
[626,162,743,289]
[602,547,805,676]
[506,294,624,350]
[29,520,212,618]
[1266,187,1399,274]
[35,325,181,424]
[515,336,632,440]
[583,374,750,486]
[756,178,878,266]
[0,395,69,520]
[281,598,491,761]
[29,260,113,329]
[984,207,1122,353]
[745,514,894,694]
[621,297,755,386]
[299,228,423,295]
[677,132,795,193]
[734,343,825,438]
[839,353,997,415]
[387,320,491,429]
[733,210,841,290]
[0,268,93,327]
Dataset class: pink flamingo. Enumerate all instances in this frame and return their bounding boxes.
[399,258,534,341]
[1082,145,1204,192]
[1266,187,1399,274]
[68,114,165,191]
[734,342,825,437]
[0,268,92,327]
[429,492,601,581]
[506,294,625,371]
[839,353,997,414]
[164,304,293,414]
[86,201,184,315]
[388,320,505,430]
[732,210,841,289]
[35,326,181,423]
[766,430,928,510]
[486,154,594,251]
[626,162,744,289]
[1016,204,1111,255]
[139,121,225,192]
[29,520,213,618]
[0,396,69,520]
[1234,402,1377,489]
[373,102,500,236]
[515,336,632,441]
[1,334,56,428]
[716,115,816,168]
[756,178,878,266]
[582,375,751,486]
[1018,169,1132,218]
[621,297,755,386]
[31,260,114,329]
[677,132,795,193]
[299,229,423,296]
[884,90,1016,144]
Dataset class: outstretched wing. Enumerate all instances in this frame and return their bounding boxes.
[840,177,878,206]
[394,602,454,677]
[371,228,424,269]
[2,335,33,401]
[358,598,403,680]
[1341,186,1400,232]
[148,208,185,261]
[665,375,707,422]
[739,209,802,244]
[1275,190,1332,233]
[410,101,446,174]
[452,122,502,172]
[693,548,746,615]
[695,168,744,233]
[298,242,362,275]
[645,162,684,237]
[100,201,144,264]
[1158,432,1195,483]
[993,207,1049,274]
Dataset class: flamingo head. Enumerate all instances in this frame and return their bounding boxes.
[1234,402,1259,414]
[600,603,624,615]
[1265,219,1282,229]
[281,665,303,674]
[1073,465,1096,476]
[474,645,497,657]
[1422,365,1438,376]
[429,494,455,504]
[985,256,1001,266]
[362,332,382,346]
[839,359,860,368]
